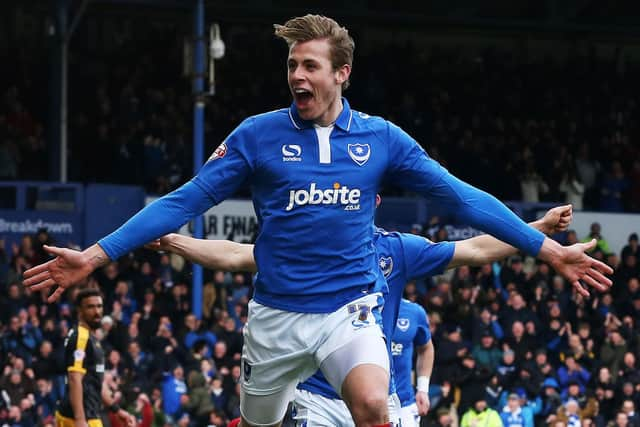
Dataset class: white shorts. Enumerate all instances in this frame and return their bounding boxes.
[399,403,420,427]
[388,393,402,427]
[240,293,388,425]
[291,390,401,427]
[292,389,353,427]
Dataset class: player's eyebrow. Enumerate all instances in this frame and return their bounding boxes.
[85,303,103,309]
[288,57,320,66]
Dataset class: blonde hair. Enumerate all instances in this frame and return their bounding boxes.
[274,14,354,90]
[202,282,216,320]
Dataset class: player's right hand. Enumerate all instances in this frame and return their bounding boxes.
[416,390,430,415]
[22,245,95,302]
[74,419,89,427]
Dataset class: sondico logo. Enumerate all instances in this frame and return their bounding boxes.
[282,144,302,162]
[285,182,361,211]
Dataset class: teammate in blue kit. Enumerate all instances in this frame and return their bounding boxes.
[24,14,612,427]
[142,202,574,426]
[392,299,432,427]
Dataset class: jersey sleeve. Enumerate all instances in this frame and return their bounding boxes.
[192,117,256,203]
[65,329,90,374]
[98,180,214,259]
[385,122,545,256]
[413,304,431,346]
[98,119,256,260]
[399,233,455,279]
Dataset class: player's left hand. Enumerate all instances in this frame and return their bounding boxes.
[550,239,613,297]
[540,204,572,235]
[416,390,430,416]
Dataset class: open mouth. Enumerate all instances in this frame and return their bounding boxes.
[293,88,313,105]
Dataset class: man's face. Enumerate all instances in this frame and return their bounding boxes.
[9,317,19,332]
[287,39,349,124]
[616,413,628,427]
[508,396,520,411]
[504,351,515,364]
[79,296,103,330]
[623,401,635,414]
[474,400,487,412]
[624,353,635,367]
[174,366,183,379]
[37,379,49,394]
[185,315,196,330]
[578,325,590,339]
[568,384,580,396]
[535,352,547,365]
[10,372,21,384]
[611,331,622,345]
[438,414,452,426]
[512,321,524,338]
[129,342,139,356]
[40,341,52,357]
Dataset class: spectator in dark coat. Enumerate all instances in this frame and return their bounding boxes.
[433,324,467,385]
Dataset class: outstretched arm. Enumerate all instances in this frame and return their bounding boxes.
[388,129,612,295]
[447,205,571,269]
[447,204,611,296]
[23,180,214,302]
[146,234,257,273]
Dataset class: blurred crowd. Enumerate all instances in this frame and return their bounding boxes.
[1,30,640,210]
[414,224,640,427]
[0,228,251,427]
[0,220,639,426]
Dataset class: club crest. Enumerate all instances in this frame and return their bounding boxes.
[397,318,410,332]
[348,143,371,166]
[379,256,393,277]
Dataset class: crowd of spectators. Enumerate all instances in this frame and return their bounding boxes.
[0,222,639,426]
[413,225,640,427]
[1,23,640,211]
[0,228,251,426]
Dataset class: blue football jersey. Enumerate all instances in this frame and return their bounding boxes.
[298,229,453,399]
[392,299,431,407]
[99,98,544,313]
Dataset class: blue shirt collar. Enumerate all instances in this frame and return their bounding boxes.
[288,97,353,132]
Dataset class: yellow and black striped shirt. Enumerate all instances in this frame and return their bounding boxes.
[57,325,105,420]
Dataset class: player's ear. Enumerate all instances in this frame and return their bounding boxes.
[335,64,351,85]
